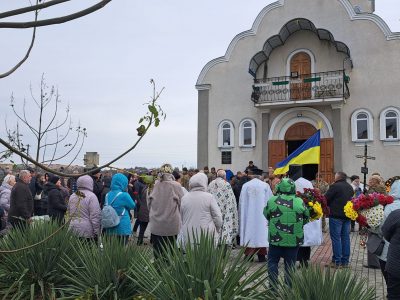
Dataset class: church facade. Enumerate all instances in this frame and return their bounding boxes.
[196,0,400,182]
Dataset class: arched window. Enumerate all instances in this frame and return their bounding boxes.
[380,107,400,141]
[218,120,234,148]
[351,109,373,142]
[239,119,256,147]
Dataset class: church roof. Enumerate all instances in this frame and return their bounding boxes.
[249,18,352,77]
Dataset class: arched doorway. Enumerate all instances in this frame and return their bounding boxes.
[290,52,311,100]
[285,122,318,180]
[268,122,334,183]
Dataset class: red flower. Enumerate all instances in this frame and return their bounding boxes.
[356,214,368,227]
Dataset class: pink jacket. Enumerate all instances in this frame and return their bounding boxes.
[68,175,101,238]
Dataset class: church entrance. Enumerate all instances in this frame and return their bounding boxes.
[268,122,334,183]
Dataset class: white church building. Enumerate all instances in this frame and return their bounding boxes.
[196,0,400,182]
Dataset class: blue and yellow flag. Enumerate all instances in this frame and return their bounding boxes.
[274,130,320,175]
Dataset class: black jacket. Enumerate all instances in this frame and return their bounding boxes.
[325,179,354,219]
[46,182,67,222]
[8,181,34,221]
[382,209,400,278]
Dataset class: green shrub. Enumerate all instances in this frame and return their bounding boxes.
[60,236,151,299]
[0,220,80,299]
[274,265,375,300]
[128,232,270,300]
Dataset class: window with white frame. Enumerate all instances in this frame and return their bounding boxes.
[380,107,400,141]
[218,120,234,148]
[239,119,256,147]
[351,109,373,142]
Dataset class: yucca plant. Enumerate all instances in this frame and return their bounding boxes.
[60,236,152,299]
[0,220,80,299]
[128,232,270,299]
[274,265,375,300]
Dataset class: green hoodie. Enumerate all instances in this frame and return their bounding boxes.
[263,178,309,247]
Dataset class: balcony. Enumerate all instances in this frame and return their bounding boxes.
[251,70,350,107]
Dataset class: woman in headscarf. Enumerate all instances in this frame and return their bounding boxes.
[46,175,67,223]
[365,174,388,269]
[103,173,136,245]
[0,174,16,215]
[67,175,101,241]
[148,164,184,259]
[180,172,222,246]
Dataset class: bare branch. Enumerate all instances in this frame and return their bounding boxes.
[64,129,86,169]
[0,0,70,19]
[10,95,39,138]
[39,118,72,149]
[42,126,81,163]
[0,8,38,79]
[0,0,112,29]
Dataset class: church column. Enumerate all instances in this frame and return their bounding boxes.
[331,104,343,172]
[261,109,271,171]
[196,85,211,168]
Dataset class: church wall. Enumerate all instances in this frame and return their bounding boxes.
[199,0,400,178]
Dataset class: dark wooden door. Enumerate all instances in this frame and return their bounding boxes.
[268,140,286,169]
[320,138,334,184]
[290,52,311,100]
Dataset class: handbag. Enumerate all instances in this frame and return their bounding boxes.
[34,192,42,200]
[366,233,385,256]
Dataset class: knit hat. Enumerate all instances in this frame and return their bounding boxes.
[276,178,296,195]
[49,175,60,184]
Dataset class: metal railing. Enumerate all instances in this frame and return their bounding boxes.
[251,70,349,104]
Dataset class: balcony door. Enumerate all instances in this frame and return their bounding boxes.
[290,52,311,100]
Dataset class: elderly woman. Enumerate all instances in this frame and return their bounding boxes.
[0,174,16,214]
[148,164,184,259]
[365,174,387,269]
[180,172,222,246]
[67,175,101,241]
[103,173,136,245]
[208,169,238,246]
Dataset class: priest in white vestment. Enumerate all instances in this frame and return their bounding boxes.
[295,176,323,266]
[239,170,273,262]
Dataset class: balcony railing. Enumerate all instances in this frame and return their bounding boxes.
[251,70,349,104]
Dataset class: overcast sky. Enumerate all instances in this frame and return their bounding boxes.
[0,0,399,169]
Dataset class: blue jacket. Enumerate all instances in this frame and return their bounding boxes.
[104,174,136,236]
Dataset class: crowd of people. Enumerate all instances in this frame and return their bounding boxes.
[0,163,400,298]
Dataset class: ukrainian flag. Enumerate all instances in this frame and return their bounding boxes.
[274,130,320,175]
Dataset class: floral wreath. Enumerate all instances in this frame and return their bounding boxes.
[159,163,173,174]
[385,176,400,193]
[344,192,394,227]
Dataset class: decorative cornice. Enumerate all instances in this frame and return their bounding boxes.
[196,0,400,86]
[338,0,400,41]
[196,0,284,86]
[195,84,211,91]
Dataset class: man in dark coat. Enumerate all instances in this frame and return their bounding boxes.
[325,171,354,268]
[8,170,33,229]
[382,209,400,300]
[46,175,67,223]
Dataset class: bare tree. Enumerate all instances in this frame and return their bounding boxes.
[0,0,113,79]
[0,79,165,177]
[2,74,87,169]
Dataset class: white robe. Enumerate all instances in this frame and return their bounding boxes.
[295,177,323,247]
[239,178,273,248]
